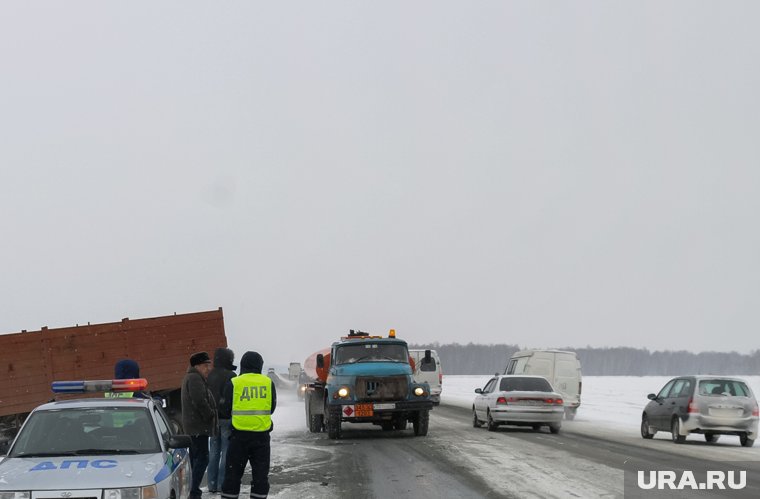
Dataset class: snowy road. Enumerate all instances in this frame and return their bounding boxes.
[219,378,760,498]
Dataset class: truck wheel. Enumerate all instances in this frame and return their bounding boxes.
[381,421,394,431]
[327,405,342,440]
[393,417,407,431]
[309,414,324,433]
[413,410,429,436]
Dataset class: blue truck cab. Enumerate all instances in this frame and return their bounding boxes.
[306,330,434,439]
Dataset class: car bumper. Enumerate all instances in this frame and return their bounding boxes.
[683,414,759,437]
[333,400,434,420]
[491,407,564,424]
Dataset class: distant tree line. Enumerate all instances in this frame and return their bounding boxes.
[408,343,760,376]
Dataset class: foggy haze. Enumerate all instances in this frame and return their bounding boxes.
[1,2,758,366]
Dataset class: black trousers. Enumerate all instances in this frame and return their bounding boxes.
[189,435,210,498]
[221,430,271,499]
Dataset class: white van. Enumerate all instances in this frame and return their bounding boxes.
[409,349,443,405]
[288,362,301,380]
[504,350,581,419]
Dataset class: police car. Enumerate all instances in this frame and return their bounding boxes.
[0,379,191,498]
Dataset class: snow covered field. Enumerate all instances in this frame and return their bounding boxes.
[441,375,760,446]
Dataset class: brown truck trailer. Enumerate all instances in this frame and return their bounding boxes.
[0,308,227,442]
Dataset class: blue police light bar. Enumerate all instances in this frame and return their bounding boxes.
[51,380,87,393]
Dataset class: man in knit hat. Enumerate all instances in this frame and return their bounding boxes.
[181,351,217,499]
[220,351,277,499]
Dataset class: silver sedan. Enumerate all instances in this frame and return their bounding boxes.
[473,375,565,433]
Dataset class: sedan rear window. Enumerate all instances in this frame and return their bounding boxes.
[698,379,751,397]
[500,377,552,392]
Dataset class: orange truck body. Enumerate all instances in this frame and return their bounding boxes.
[303,348,331,383]
[0,308,227,419]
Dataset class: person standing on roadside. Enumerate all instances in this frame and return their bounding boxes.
[206,347,236,493]
[181,351,217,499]
[221,351,276,499]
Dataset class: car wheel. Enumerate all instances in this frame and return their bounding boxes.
[532,424,542,432]
[394,417,407,431]
[641,415,654,439]
[740,433,755,447]
[486,410,498,432]
[671,417,686,444]
[704,433,719,443]
[549,423,561,434]
[472,408,483,428]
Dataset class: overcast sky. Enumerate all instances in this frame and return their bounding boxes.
[1,2,758,366]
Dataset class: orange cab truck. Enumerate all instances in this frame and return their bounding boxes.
[0,308,228,445]
[303,329,434,439]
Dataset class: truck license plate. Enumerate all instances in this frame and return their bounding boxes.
[355,403,373,417]
[374,403,396,410]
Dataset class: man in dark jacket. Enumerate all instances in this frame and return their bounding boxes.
[206,347,236,493]
[221,351,276,499]
[181,351,217,499]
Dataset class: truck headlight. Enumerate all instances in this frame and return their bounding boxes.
[104,486,158,499]
[337,387,350,398]
[0,493,30,499]
[414,387,425,396]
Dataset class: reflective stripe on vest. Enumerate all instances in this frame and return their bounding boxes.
[231,373,273,431]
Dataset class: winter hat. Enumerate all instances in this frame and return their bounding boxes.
[213,347,237,371]
[114,359,140,379]
[240,351,264,374]
[190,351,212,367]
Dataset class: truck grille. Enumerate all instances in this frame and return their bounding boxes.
[355,376,408,401]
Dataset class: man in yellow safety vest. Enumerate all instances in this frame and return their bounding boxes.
[220,351,277,499]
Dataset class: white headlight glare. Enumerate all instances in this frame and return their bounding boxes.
[414,387,424,396]
[337,387,349,397]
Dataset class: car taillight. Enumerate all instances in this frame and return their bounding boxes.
[497,396,508,405]
[439,372,443,385]
[688,398,699,413]
[579,381,582,396]
[543,398,564,405]
[752,402,759,417]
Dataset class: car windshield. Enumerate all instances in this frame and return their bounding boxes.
[9,407,160,457]
[500,377,553,392]
[698,379,751,397]
[334,343,409,365]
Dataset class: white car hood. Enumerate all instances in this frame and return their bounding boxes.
[0,453,166,489]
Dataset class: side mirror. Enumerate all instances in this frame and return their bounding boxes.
[647,393,657,400]
[316,354,324,369]
[167,435,192,449]
[474,388,483,394]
